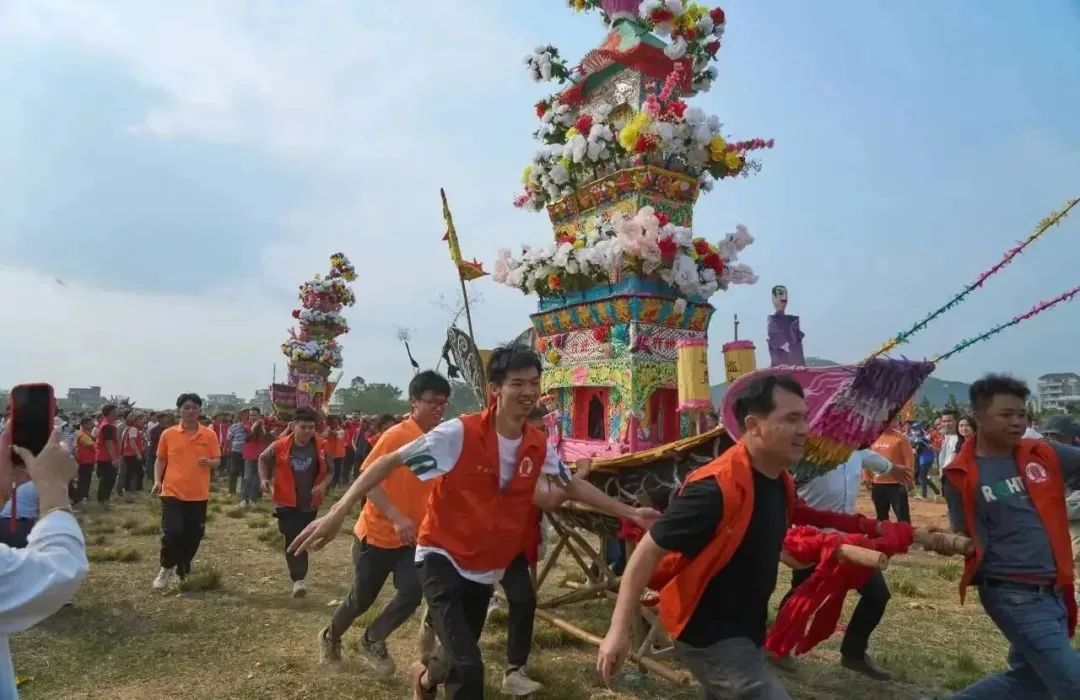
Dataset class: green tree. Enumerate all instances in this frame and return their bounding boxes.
[336,382,409,416]
[446,379,483,417]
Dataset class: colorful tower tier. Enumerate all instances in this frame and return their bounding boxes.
[496,1,772,459]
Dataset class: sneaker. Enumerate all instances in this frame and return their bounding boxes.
[501,667,543,695]
[291,579,307,598]
[318,626,342,665]
[153,567,176,591]
[360,632,396,677]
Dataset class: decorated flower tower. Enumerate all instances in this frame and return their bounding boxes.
[495,0,772,459]
[279,253,357,414]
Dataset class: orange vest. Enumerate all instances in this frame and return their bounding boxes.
[122,427,141,457]
[94,418,117,462]
[943,437,1076,635]
[417,408,548,572]
[354,418,432,548]
[75,429,97,464]
[653,442,796,639]
[271,434,330,509]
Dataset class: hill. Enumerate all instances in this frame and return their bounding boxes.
[711,357,970,408]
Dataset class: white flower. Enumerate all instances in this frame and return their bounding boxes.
[673,298,687,316]
[664,36,687,60]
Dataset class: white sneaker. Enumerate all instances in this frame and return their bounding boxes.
[153,567,176,591]
[501,668,542,695]
[292,579,307,598]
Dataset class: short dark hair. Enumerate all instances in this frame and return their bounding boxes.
[969,374,1029,412]
[732,374,804,431]
[771,285,786,296]
[294,407,317,423]
[487,344,542,385]
[101,404,117,418]
[409,370,451,400]
[80,416,94,427]
[939,408,959,419]
[378,413,397,428]
[249,407,261,414]
[176,393,203,408]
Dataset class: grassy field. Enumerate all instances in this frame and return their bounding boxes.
[10,490,1046,699]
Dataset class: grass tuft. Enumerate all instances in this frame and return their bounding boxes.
[87,546,142,563]
[891,578,925,598]
[935,561,963,582]
[224,505,248,519]
[179,568,222,593]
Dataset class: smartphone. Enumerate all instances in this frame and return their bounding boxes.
[10,383,56,465]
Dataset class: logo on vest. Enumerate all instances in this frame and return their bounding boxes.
[1024,462,1048,484]
[518,456,535,478]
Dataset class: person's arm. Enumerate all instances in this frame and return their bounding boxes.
[858,448,893,476]
[559,478,661,530]
[367,486,416,545]
[257,444,275,492]
[133,429,144,460]
[597,533,668,681]
[103,425,120,465]
[204,433,221,470]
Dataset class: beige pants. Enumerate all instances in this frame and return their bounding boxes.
[1070,522,1080,578]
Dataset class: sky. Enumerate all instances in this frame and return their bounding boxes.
[0,0,1078,408]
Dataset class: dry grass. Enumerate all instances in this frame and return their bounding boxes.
[10,491,1038,699]
[86,546,141,563]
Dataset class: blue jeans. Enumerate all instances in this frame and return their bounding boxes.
[953,581,1080,699]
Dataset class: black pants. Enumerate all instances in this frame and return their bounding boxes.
[96,461,117,503]
[329,457,346,488]
[780,567,891,659]
[418,553,493,700]
[344,446,356,482]
[71,463,95,504]
[226,453,244,494]
[160,497,208,578]
[275,507,317,581]
[871,483,911,523]
[124,456,144,493]
[329,537,423,643]
[0,518,34,548]
[499,554,535,669]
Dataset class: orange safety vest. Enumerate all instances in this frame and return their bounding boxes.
[416,407,548,572]
[75,429,97,464]
[354,418,432,549]
[943,437,1076,635]
[95,418,117,462]
[122,427,141,458]
[271,434,330,509]
[652,442,796,639]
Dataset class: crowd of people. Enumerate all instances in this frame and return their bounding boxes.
[3,353,1080,699]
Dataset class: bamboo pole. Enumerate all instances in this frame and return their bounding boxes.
[532,609,693,685]
[913,528,974,557]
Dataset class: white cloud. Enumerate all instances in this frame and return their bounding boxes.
[0,0,537,404]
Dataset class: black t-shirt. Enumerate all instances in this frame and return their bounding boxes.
[650,468,788,648]
[100,424,117,442]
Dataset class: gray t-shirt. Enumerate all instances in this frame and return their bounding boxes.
[945,443,1080,579]
[261,440,319,511]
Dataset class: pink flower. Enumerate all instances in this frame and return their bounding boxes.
[572,365,588,384]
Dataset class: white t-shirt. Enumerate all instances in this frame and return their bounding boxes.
[397,418,569,585]
[937,434,960,470]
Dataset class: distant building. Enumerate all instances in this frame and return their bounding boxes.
[252,389,272,412]
[65,386,104,409]
[1038,372,1080,412]
[205,393,245,413]
[329,391,346,411]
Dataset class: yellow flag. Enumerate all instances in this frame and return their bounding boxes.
[441,188,487,280]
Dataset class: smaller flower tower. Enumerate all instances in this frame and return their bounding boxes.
[496,0,772,459]
[280,253,357,413]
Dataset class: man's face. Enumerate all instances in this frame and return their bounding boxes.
[940,414,957,435]
[494,366,542,421]
[746,387,808,465]
[975,394,1027,448]
[179,401,202,424]
[250,409,260,421]
[772,286,788,313]
[294,420,316,444]
[411,391,449,428]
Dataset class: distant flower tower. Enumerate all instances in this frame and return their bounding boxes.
[281,253,357,412]
[495,0,772,458]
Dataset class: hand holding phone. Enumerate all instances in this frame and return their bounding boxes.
[9,383,56,466]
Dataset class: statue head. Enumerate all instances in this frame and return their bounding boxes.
[771,285,788,314]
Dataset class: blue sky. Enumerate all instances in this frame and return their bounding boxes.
[0,0,1077,407]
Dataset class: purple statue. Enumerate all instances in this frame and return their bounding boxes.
[767,285,806,367]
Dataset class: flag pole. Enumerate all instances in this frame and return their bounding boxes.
[441,188,480,347]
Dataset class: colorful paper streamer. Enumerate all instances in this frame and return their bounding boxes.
[866,197,1079,359]
[933,284,1080,362]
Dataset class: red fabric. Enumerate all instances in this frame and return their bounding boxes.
[616,518,644,543]
[765,521,914,657]
[792,502,878,535]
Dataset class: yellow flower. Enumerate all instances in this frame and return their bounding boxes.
[683,4,707,28]
[522,165,533,185]
[573,239,585,249]
[565,126,579,140]
[708,135,727,161]
[724,150,742,171]
[560,153,572,171]
[618,111,652,151]
[572,0,587,9]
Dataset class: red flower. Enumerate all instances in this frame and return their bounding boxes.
[682,27,697,41]
[703,252,725,275]
[706,39,721,56]
[693,239,712,256]
[593,327,610,342]
[655,210,670,226]
[657,235,678,262]
[574,114,593,136]
[535,100,549,118]
[665,100,687,119]
[710,7,726,25]
[548,275,563,290]
[651,8,675,23]
[292,309,300,319]
[634,134,659,153]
